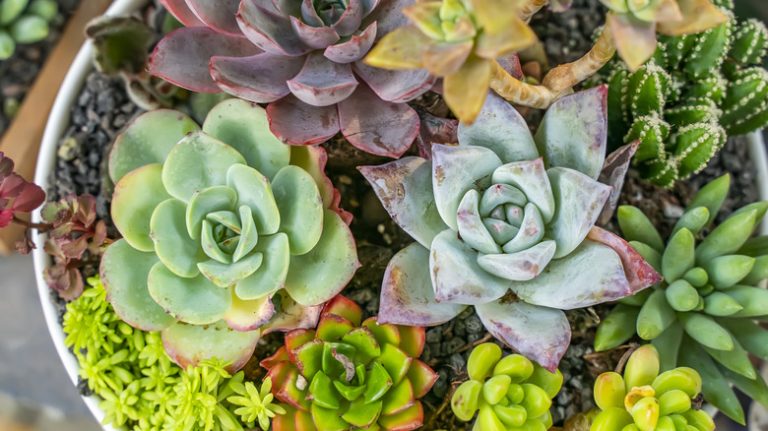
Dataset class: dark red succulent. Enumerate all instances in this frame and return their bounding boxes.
[0,152,45,229]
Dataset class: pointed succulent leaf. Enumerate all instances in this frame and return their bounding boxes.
[475,300,570,371]
[267,96,341,146]
[287,53,358,106]
[587,227,663,291]
[594,304,640,352]
[379,243,467,326]
[162,320,260,372]
[607,12,658,71]
[618,206,665,252]
[637,289,676,340]
[697,208,760,264]
[491,158,555,223]
[535,86,608,179]
[679,343,744,424]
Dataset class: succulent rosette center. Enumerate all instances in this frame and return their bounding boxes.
[100,100,358,370]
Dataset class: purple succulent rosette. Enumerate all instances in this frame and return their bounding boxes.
[151,0,433,158]
[359,87,662,371]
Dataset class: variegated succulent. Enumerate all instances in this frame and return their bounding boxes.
[595,174,768,424]
[600,0,728,70]
[360,87,661,371]
[364,0,537,122]
[605,2,768,187]
[260,295,438,431]
[100,99,359,371]
[149,0,433,158]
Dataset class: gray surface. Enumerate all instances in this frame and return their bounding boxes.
[0,254,97,425]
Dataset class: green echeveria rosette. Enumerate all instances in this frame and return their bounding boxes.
[451,343,563,431]
[260,296,439,431]
[594,174,768,424]
[591,345,713,431]
[100,99,359,372]
[360,88,660,372]
[0,0,58,60]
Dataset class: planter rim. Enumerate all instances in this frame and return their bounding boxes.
[32,0,148,428]
[28,6,768,426]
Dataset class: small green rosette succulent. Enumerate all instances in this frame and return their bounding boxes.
[260,295,439,431]
[0,0,58,60]
[595,174,768,424]
[451,343,563,431]
[360,87,660,371]
[591,345,712,431]
[101,99,359,371]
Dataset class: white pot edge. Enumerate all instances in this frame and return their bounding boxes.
[28,12,768,425]
[31,0,148,428]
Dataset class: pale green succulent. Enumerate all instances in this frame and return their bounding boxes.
[0,0,58,60]
[101,99,359,371]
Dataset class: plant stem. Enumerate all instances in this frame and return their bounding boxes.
[13,215,51,232]
[489,62,560,109]
[542,26,616,92]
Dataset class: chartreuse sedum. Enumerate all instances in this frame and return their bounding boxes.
[451,343,562,431]
[0,0,58,60]
[591,345,711,431]
[595,174,768,424]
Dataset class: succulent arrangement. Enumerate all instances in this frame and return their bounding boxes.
[261,295,438,431]
[0,0,58,60]
[8,0,768,430]
[595,174,768,423]
[591,345,712,431]
[604,0,768,186]
[361,87,660,371]
[101,98,359,370]
[451,343,563,430]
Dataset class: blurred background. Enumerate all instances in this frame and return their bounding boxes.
[0,1,766,431]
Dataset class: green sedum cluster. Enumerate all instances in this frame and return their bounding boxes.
[450,343,563,431]
[591,345,712,431]
[605,2,768,187]
[63,276,286,431]
[0,0,57,60]
[595,174,768,424]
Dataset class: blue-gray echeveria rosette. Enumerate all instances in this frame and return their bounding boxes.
[100,99,359,371]
[359,86,662,371]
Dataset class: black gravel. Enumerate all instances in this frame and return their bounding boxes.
[0,0,80,137]
[530,0,607,67]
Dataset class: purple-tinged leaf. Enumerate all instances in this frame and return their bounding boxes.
[211,52,303,103]
[475,300,570,372]
[224,295,276,331]
[149,27,260,93]
[300,0,324,26]
[415,112,458,159]
[324,22,377,63]
[497,54,523,79]
[267,96,340,145]
[332,0,364,36]
[598,141,639,225]
[430,229,509,305]
[186,0,242,35]
[290,16,340,49]
[535,86,608,179]
[237,0,310,56]
[457,93,538,164]
[477,240,557,281]
[359,157,446,248]
[159,0,205,27]
[547,167,611,258]
[432,144,502,230]
[162,320,260,372]
[587,226,663,291]
[379,243,467,326]
[509,240,633,309]
[370,0,414,36]
[492,158,555,223]
[337,84,419,158]
[606,12,658,71]
[272,0,301,16]
[354,62,434,103]
[287,53,359,106]
[263,290,323,334]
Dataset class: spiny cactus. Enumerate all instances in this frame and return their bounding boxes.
[0,0,58,60]
[451,343,562,431]
[591,345,712,431]
[260,295,438,431]
[595,174,768,424]
[605,4,768,187]
[100,99,359,371]
[360,87,660,371]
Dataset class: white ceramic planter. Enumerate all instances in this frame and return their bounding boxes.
[32,0,147,428]
[29,5,768,425]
